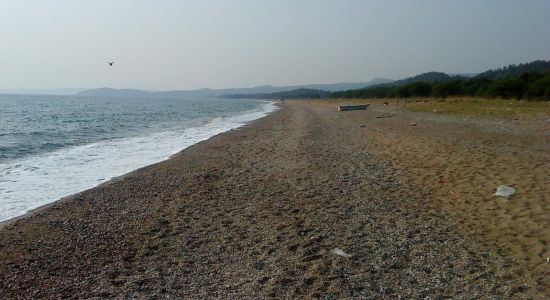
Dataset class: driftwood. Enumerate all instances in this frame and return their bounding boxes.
[376,113,395,118]
[337,104,369,111]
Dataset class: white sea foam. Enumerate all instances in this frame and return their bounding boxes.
[0,101,277,222]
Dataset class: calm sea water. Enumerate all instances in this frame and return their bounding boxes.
[0,94,276,222]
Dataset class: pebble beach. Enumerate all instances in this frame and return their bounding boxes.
[1,101,548,298]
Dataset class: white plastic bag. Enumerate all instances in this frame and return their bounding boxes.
[494,185,515,198]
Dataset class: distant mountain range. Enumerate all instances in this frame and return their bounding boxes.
[233,60,550,100]
[4,60,547,98]
[78,61,549,99]
[77,79,394,98]
[221,72,476,100]
[221,88,332,100]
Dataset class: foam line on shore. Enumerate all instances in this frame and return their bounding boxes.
[0,101,277,222]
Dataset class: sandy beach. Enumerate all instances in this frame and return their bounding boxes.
[1,101,548,298]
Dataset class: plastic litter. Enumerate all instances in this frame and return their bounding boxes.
[331,248,352,258]
[494,185,515,197]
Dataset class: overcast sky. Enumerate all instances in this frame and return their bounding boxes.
[1,0,549,90]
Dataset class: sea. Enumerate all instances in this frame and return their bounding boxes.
[0,94,276,222]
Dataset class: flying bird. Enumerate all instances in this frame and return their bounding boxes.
[107,61,115,66]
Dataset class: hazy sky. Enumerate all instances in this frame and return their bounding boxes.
[1,0,549,90]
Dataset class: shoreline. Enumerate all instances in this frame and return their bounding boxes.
[0,163,156,229]
[1,101,546,298]
[0,101,278,227]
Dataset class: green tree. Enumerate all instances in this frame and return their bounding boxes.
[463,78,491,96]
[408,82,431,97]
[395,85,411,98]
[431,81,463,98]
[487,77,525,99]
[525,73,550,100]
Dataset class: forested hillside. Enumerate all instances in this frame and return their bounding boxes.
[332,61,550,100]
[475,60,550,80]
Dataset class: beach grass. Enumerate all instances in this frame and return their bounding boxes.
[317,97,550,117]
[402,97,550,117]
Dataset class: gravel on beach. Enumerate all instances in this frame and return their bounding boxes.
[0,102,529,298]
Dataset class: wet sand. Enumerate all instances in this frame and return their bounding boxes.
[0,101,545,298]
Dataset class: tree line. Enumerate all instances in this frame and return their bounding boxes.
[332,72,549,100]
[332,61,550,101]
